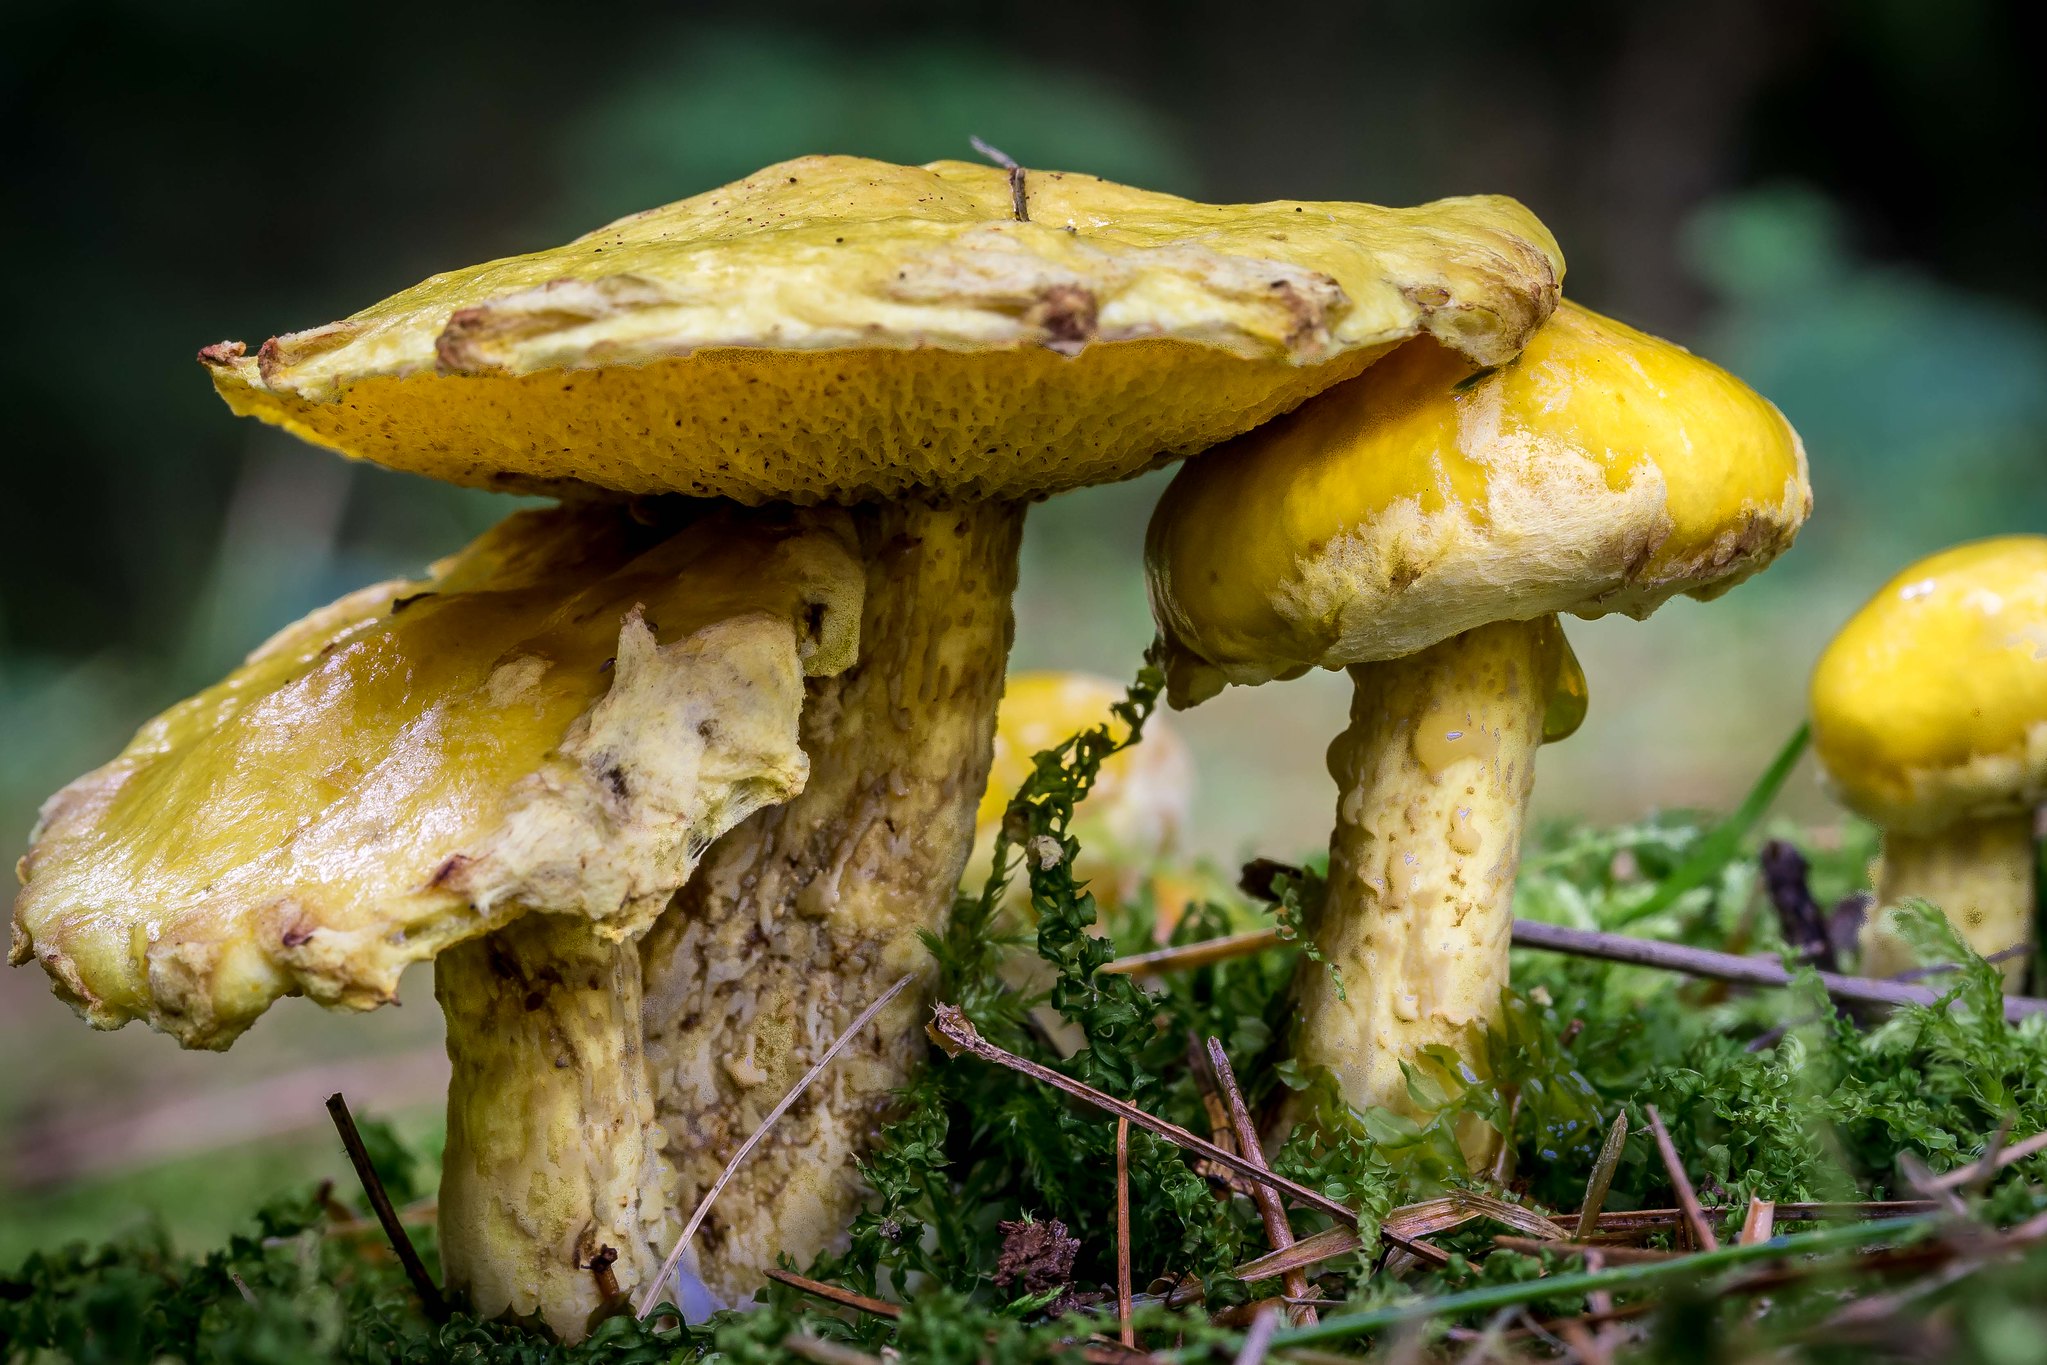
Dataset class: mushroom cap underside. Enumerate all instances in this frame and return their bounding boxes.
[10,500,863,1048]
[1810,534,2047,834]
[1144,301,1811,705]
[204,155,1564,503]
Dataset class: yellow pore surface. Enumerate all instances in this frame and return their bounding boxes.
[205,155,1565,502]
[1811,535,2047,832]
[11,502,864,1048]
[1146,301,1810,703]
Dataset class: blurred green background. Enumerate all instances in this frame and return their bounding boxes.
[3,0,2043,1261]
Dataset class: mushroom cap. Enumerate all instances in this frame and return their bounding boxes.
[202,155,1564,503]
[10,501,863,1048]
[1810,535,2047,835]
[969,671,1193,899]
[1145,302,1810,705]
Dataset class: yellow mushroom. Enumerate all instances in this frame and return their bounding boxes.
[1810,535,2047,987]
[178,154,1563,1318]
[967,670,1194,920]
[11,501,863,1338]
[1145,302,1808,1159]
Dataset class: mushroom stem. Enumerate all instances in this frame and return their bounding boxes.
[436,914,674,1341]
[1287,616,1563,1167]
[640,497,1023,1305]
[1864,815,2036,988]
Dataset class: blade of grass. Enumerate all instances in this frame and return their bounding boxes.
[1162,1216,1932,1359]
[1616,723,1808,926]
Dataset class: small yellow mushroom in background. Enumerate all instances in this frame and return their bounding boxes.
[1146,301,1809,1164]
[1810,535,2047,988]
[968,670,1195,929]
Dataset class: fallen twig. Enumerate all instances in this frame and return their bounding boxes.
[1491,1236,1676,1265]
[1206,1037,1315,1325]
[928,1004,1358,1226]
[765,1268,902,1319]
[325,1093,444,1321]
[1924,1127,2047,1192]
[1099,930,1282,977]
[640,973,915,1320]
[1116,1115,1134,1349]
[1511,920,2047,1022]
[1644,1105,1718,1252]
[1163,1216,1935,1359]
[1233,1305,1281,1365]
[968,136,1029,221]
[1101,921,2047,1022]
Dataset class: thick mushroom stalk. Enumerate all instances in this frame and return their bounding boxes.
[640,498,1021,1304]
[1811,535,2047,990]
[1865,818,2036,982]
[1295,618,1579,1149]
[438,916,671,1338]
[1146,303,1808,1158]
[11,500,865,1342]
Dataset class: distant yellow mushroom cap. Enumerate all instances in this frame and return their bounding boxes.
[1145,302,1810,705]
[1810,535,2047,834]
[202,155,1564,503]
[10,502,864,1048]
[968,671,1191,902]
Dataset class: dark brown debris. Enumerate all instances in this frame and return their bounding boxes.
[994,1217,1081,1296]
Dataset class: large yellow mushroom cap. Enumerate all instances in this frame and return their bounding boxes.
[1810,535,2047,834]
[202,155,1564,503]
[10,501,864,1048]
[1145,302,1810,705]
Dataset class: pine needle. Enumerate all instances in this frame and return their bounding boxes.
[637,972,916,1320]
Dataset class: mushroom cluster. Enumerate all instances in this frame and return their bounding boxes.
[1145,301,1810,1158]
[14,155,1567,1336]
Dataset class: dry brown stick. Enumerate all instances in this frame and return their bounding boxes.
[1100,930,1283,977]
[928,1005,1358,1226]
[640,973,915,1319]
[1928,1128,2047,1191]
[1098,923,2047,1022]
[1492,1236,1678,1264]
[1547,1200,1936,1234]
[1116,1115,1135,1350]
[1575,1113,1630,1241]
[1233,1225,1361,1284]
[765,1268,903,1320]
[1643,1105,1718,1252]
[968,136,1028,221]
[1186,1033,1256,1198]
[1205,1037,1316,1326]
[1232,1305,1282,1365]
[324,1093,445,1321]
[1511,920,2047,1022]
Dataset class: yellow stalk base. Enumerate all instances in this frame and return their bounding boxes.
[437,914,674,1341]
[1864,815,2036,988]
[1291,618,1558,1167]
